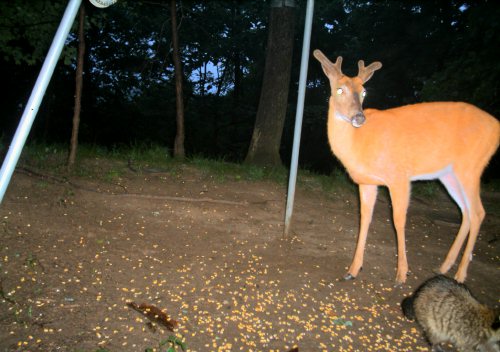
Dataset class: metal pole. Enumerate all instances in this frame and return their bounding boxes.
[283,0,314,237]
[0,0,82,204]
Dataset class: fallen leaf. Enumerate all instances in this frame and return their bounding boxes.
[127,301,178,331]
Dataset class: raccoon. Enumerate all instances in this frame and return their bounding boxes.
[401,275,500,352]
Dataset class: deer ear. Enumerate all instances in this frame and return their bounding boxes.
[313,50,342,78]
[357,60,382,83]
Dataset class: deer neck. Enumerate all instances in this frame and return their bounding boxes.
[327,97,358,163]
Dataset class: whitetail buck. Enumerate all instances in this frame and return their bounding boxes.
[313,49,500,284]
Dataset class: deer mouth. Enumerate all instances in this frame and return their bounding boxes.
[351,113,366,128]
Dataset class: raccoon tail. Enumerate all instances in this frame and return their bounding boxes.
[401,296,416,320]
[492,314,500,331]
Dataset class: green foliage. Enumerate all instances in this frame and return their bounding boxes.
[126,143,172,165]
[18,142,67,171]
[0,0,74,65]
[146,335,186,352]
[411,181,444,199]
[1,1,499,178]
[163,335,187,352]
[421,2,500,115]
[94,348,110,352]
[333,317,353,327]
[298,168,357,197]
[103,168,122,182]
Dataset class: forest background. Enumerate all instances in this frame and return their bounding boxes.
[1,0,499,177]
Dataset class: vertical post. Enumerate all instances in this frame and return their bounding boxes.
[0,0,82,204]
[283,0,314,237]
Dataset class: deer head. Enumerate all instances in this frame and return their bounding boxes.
[313,49,382,127]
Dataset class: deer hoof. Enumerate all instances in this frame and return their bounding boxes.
[394,274,408,287]
[432,267,441,275]
[342,273,356,281]
[393,280,404,288]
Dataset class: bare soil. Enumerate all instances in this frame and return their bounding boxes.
[0,159,498,352]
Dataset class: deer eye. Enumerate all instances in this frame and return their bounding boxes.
[361,90,367,98]
[336,88,343,95]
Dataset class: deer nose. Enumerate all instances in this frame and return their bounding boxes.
[351,112,366,128]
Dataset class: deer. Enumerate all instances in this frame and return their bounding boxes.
[313,49,500,285]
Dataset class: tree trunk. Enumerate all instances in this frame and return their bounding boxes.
[231,1,241,108]
[170,0,185,159]
[245,0,296,167]
[67,3,86,169]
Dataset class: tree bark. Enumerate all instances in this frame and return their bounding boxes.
[245,1,296,167]
[67,3,86,169]
[170,0,185,159]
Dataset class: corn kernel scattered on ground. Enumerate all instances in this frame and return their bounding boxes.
[0,164,497,351]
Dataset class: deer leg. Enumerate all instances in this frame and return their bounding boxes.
[388,182,411,284]
[345,184,378,280]
[454,179,484,283]
[438,172,471,275]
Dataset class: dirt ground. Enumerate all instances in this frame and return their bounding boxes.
[0,159,498,352]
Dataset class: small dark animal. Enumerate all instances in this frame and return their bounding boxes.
[402,275,500,352]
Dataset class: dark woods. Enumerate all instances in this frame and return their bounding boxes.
[0,0,499,176]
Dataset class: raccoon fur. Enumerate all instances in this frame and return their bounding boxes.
[402,275,500,352]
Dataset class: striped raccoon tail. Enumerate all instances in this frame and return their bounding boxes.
[492,313,500,342]
[401,296,416,320]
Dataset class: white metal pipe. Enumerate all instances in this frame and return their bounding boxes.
[0,0,82,204]
[284,0,314,237]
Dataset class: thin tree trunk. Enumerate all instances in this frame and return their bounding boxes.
[68,3,86,169]
[170,0,185,159]
[200,63,206,97]
[231,0,241,107]
[215,61,227,98]
[245,1,296,167]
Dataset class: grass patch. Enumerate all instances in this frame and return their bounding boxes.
[16,143,497,202]
[17,143,290,185]
[18,142,67,172]
[411,180,445,198]
[13,143,358,198]
[189,155,288,183]
[298,167,357,197]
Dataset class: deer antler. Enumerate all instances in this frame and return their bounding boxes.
[357,60,383,83]
[313,50,343,77]
[333,56,343,75]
